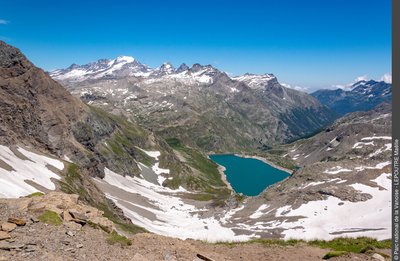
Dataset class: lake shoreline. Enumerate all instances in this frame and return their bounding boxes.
[233,154,293,175]
[209,153,292,196]
[216,164,233,191]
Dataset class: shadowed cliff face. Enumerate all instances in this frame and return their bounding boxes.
[0,41,86,153]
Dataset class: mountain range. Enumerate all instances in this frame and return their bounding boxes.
[311,80,392,115]
[0,41,393,250]
[50,56,338,152]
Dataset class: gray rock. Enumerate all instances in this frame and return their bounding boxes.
[66,231,75,237]
[0,242,24,250]
[372,253,385,261]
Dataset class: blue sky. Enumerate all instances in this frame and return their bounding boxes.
[0,0,391,91]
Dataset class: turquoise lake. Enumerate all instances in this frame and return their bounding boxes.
[209,154,290,196]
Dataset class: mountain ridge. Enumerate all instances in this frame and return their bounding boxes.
[51,55,337,152]
[311,80,392,115]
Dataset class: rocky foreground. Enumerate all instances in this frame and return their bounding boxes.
[0,192,391,261]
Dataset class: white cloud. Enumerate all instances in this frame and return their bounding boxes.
[354,75,369,82]
[281,83,309,92]
[331,84,353,91]
[332,75,370,91]
[0,19,9,25]
[380,73,392,84]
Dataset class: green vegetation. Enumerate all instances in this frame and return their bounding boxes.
[106,231,132,246]
[38,210,62,226]
[215,237,391,259]
[246,238,301,246]
[322,251,348,259]
[234,193,246,202]
[165,138,183,150]
[259,152,297,171]
[134,148,155,167]
[59,163,91,202]
[88,106,157,176]
[187,193,214,201]
[26,192,44,198]
[98,203,147,235]
[217,238,304,246]
[215,238,302,247]
[166,138,224,187]
[86,220,112,233]
[309,237,392,254]
[166,137,232,205]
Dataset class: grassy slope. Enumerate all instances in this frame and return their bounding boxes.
[216,237,391,259]
[165,138,231,205]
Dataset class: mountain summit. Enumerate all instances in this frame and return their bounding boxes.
[51,56,337,151]
[311,80,392,115]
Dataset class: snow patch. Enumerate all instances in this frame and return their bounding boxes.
[249,204,270,219]
[361,136,392,141]
[323,166,352,175]
[0,145,63,198]
[273,172,391,240]
[96,168,252,242]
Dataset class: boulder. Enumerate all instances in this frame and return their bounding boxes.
[372,253,385,261]
[64,222,82,231]
[1,222,17,232]
[0,242,24,250]
[61,211,74,222]
[89,216,114,233]
[0,231,11,241]
[7,217,26,226]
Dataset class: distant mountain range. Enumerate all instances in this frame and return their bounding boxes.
[311,80,392,115]
[50,56,337,152]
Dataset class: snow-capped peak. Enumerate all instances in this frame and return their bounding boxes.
[176,63,189,73]
[50,55,151,82]
[51,58,218,85]
[159,62,175,72]
[351,80,368,89]
[115,55,135,63]
[232,73,276,89]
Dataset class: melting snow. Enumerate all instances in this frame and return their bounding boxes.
[0,146,63,198]
[352,141,374,149]
[249,204,270,219]
[273,172,391,240]
[368,143,392,158]
[355,161,391,172]
[95,168,252,242]
[323,166,352,175]
[292,154,300,160]
[361,136,392,141]
[137,148,170,185]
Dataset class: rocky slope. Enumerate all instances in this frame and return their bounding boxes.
[222,103,392,240]
[311,80,392,115]
[0,41,232,225]
[51,57,337,152]
[0,192,390,261]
